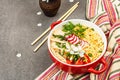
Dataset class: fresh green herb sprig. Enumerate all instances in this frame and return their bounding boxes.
[73,54,80,61]
[56,42,61,48]
[62,22,75,32]
[65,52,80,61]
[91,28,94,31]
[62,21,87,38]
[56,42,66,49]
[88,53,93,57]
[98,50,102,53]
[53,34,65,40]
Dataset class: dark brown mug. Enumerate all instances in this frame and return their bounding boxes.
[39,0,61,17]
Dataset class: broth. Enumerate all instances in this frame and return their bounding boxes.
[50,22,104,65]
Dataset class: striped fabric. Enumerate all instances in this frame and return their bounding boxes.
[86,0,120,80]
[35,0,120,80]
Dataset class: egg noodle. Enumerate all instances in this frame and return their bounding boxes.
[50,22,104,65]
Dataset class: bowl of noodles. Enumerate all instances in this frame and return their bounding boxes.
[48,19,107,74]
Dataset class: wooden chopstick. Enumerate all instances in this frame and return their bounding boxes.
[57,2,79,21]
[33,36,48,52]
[31,28,50,46]
[62,5,79,21]
[33,4,79,52]
[31,2,79,46]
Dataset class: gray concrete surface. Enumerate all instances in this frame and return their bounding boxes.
[0,0,86,80]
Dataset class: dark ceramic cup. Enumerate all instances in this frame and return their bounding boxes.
[39,0,61,17]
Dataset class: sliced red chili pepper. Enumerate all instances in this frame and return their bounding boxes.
[66,59,72,64]
[84,53,91,63]
[75,58,83,65]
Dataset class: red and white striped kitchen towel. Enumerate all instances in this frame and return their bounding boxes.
[35,0,120,80]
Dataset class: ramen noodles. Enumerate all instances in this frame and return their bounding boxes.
[50,22,104,65]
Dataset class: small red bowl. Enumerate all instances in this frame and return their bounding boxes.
[48,19,107,74]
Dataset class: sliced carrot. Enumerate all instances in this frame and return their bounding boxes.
[84,54,91,63]
[66,59,72,64]
[75,58,83,65]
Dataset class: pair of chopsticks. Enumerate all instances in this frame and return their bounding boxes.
[31,2,79,52]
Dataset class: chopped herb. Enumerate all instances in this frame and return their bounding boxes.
[69,21,75,28]
[56,42,66,49]
[74,57,78,61]
[88,53,93,57]
[98,50,102,53]
[75,44,78,46]
[62,43,66,49]
[61,49,65,55]
[58,51,61,55]
[62,49,65,54]
[64,31,72,36]
[78,33,85,38]
[91,28,94,31]
[53,34,65,40]
[62,21,86,38]
[73,54,80,61]
[62,24,69,32]
[76,23,82,28]
[62,22,75,32]
[66,52,71,57]
[56,42,61,48]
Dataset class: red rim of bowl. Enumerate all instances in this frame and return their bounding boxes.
[48,19,107,67]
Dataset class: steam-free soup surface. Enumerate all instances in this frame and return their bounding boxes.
[50,22,104,65]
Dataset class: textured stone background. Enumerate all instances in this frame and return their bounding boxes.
[0,0,86,80]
